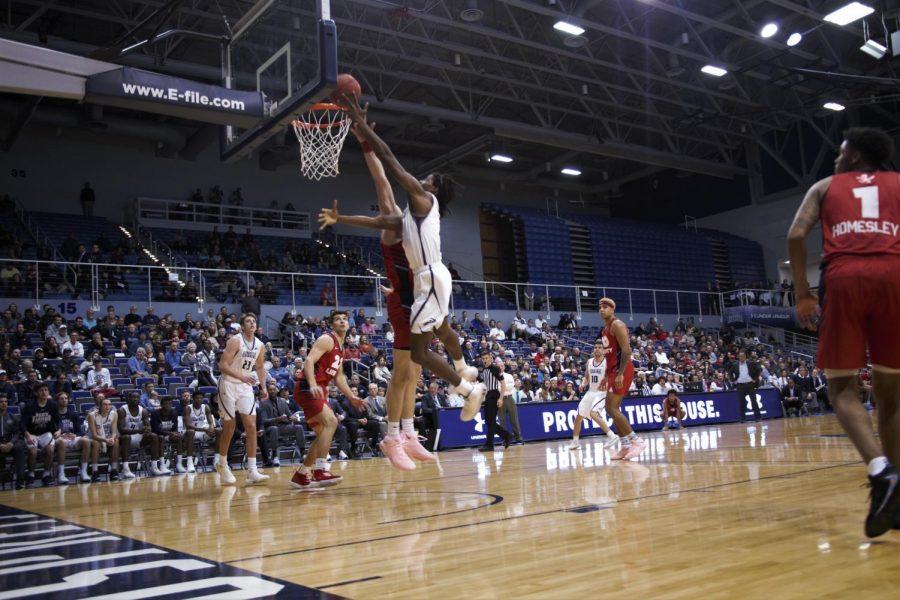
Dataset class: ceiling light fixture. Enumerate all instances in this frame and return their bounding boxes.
[760,23,779,38]
[823,2,874,26]
[561,167,582,176]
[700,65,728,77]
[786,32,803,46]
[490,154,514,163]
[860,38,888,58]
[823,101,846,111]
[553,21,586,36]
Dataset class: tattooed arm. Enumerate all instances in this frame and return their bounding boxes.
[786,177,831,330]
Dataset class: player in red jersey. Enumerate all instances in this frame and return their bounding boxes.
[349,124,433,471]
[661,390,684,430]
[597,297,645,460]
[787,127,900,537]
[291,310,364,490]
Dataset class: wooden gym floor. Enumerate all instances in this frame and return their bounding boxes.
[1,415,897,599]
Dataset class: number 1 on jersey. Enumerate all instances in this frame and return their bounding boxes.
[853,185,879,219]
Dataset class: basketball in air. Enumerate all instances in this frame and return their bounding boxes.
[332,73,362,104]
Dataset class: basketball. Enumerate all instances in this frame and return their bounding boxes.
[333,73,361,102]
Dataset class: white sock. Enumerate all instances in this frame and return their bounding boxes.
[111,462,118,470]
[298,464,311,475]
[868,456,890,477]
[214,453,223,467]
[453,358,467,371]
[607,431,618,438]
[401,418,415,434]
[80,461,88,472]
[247,457,257,470]
[315,458,328,470]
[387,421,400,437]
[177,455,184,464]
[58,465,66,478]
[457,380,474,395]
[572,435,579,441]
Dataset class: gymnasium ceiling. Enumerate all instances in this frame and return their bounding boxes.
[2,0,900,219]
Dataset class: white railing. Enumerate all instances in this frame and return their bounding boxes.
[134,197,311,232]
[0,258,726,322]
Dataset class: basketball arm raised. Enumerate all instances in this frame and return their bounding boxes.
[342,95,431,216]
[319,199,402,233]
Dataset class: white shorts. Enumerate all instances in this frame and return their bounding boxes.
[62,437,83,452]
[219,379,257,421]
[192,431,211,443]
[578,391,607,419]
[31,432,55,450]
[410,263,451,334]
[124,433,144,446]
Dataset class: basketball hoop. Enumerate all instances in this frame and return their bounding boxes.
[291,103,351,180]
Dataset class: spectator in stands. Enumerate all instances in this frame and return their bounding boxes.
[470,313,487,335]
[62,332,84,359]
[488,320,506,341]
[258,390,305,467]
[781,379,802,417]
[42,337,60,360]
[0,393,26,489]
[79,182,96,216]
[812,369,830,412]
[418,382,446,449]
[709,373,728,392]
[140,382,160,410]
[54,392,93,484]
[0,371,17,405]
[523,285,535,311]
[342,389,380,458]
[128,347,150,378]
[22,382,60,486]
[793,366,818,414]
[142,306,159,326]
[267,356,290,390]
[373,356,391,386]
[119,391,167,477]
[86,358,115,397]
[161,340,182,373]
[363,383,388,436]
[238,288,260,317]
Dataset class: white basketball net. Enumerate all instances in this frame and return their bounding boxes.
[291,104,351,180]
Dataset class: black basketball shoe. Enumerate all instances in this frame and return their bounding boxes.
[865,465,900,538]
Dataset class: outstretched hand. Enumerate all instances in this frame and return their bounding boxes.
[318,198,339,230]
[380,283,394,297]
[340,93,368,124]
[349,395,366,410]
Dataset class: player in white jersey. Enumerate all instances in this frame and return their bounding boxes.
[215,313,268,486]
[319,94,486,422]
[183,390,219,473]
[569,341,619,450]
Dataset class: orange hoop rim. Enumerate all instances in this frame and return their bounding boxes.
[292,103,349,130]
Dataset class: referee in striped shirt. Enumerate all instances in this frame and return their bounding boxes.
[478,351,512,452]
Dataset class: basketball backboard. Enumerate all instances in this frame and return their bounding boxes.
[220,0,337,162]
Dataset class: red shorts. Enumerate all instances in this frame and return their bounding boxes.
[817,255,900,370]
[606,362,635,396]
[293,380,327,428]
[665,406,679,418]
[388,297,411,350]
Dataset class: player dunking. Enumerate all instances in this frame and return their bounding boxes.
[291,310,365,490]
[597,298,645,460]
[318,94,486,422]
[347,124,433,470]
[568,340,619,450]
[215,313,269,486]
[787,127,900,537]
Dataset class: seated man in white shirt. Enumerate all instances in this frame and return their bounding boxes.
[86,357,116,396]
[651,377,669,396]
[654,346,670,365]
[62,332,85,359]
[488,321,506,341]
[533,314,545,330]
